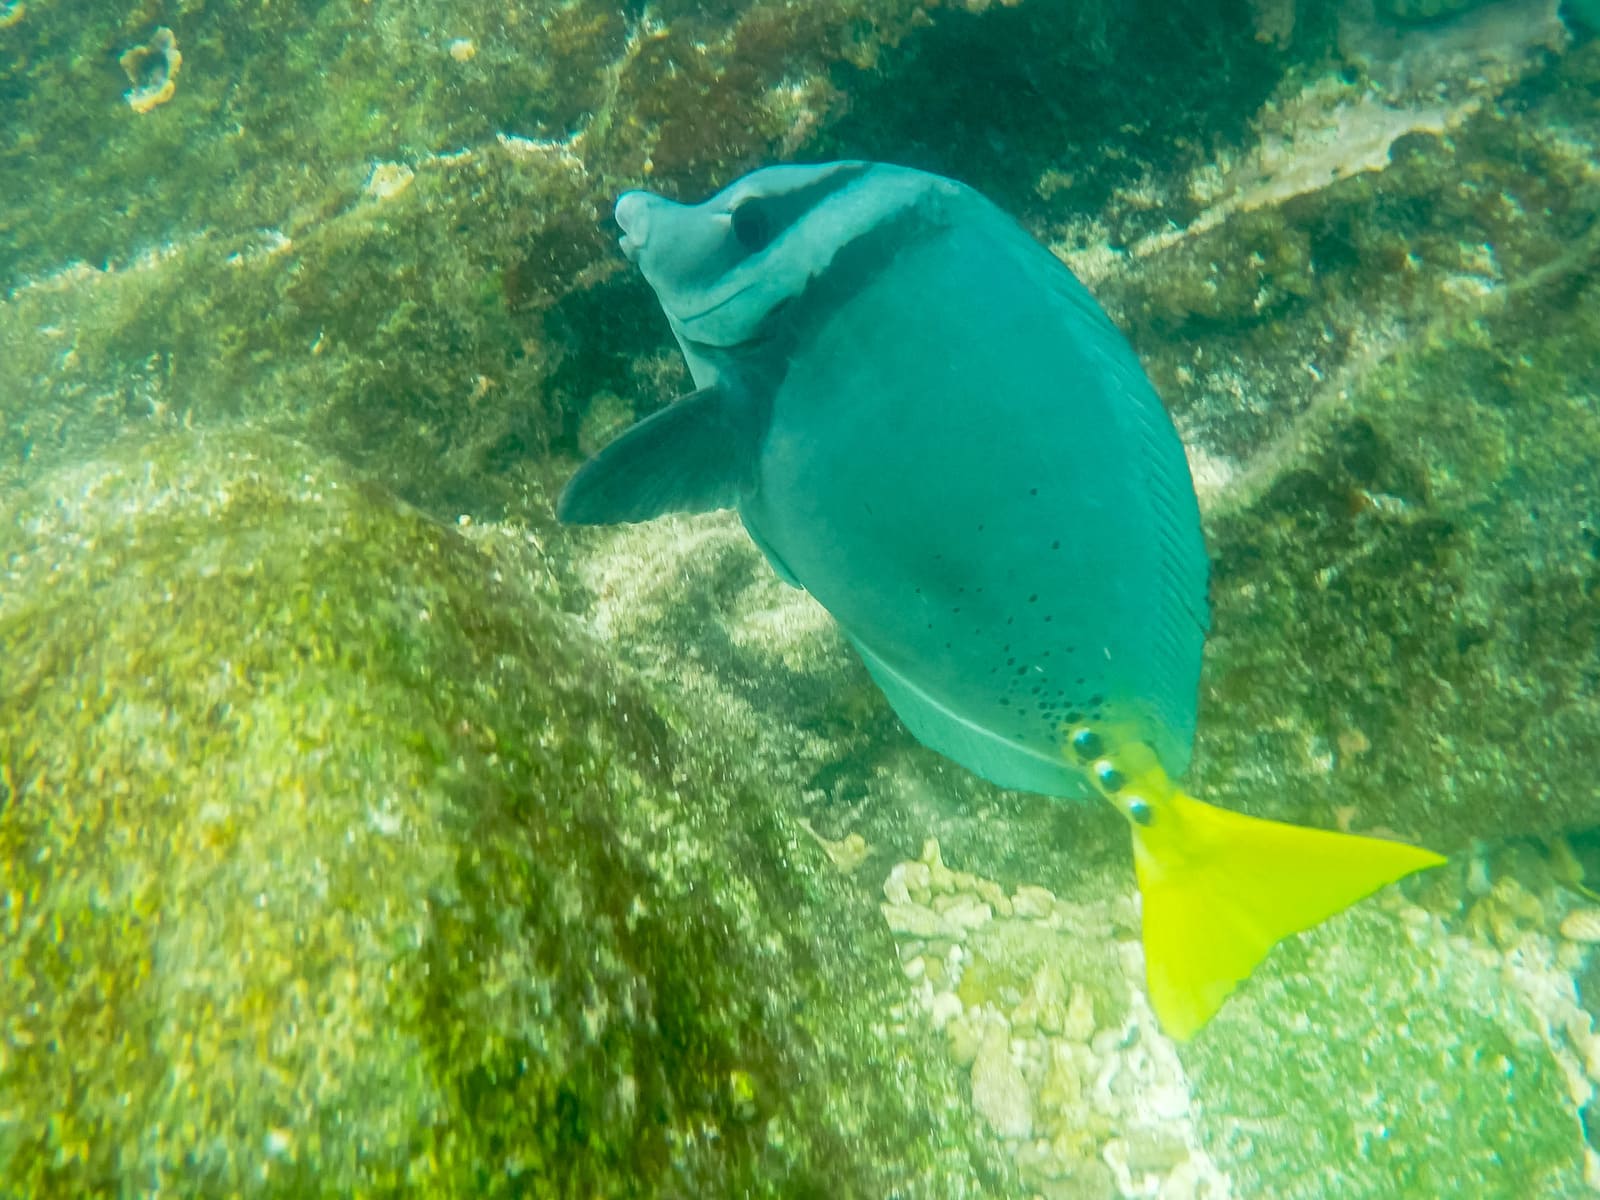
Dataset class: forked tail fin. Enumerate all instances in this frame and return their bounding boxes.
[1129,788,1447,1041]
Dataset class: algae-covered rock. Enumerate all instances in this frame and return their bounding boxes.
[0,134,601,520]
[880,840,1591,1198]
[1189,903,1588,1198]
[1107,40,1600,850]
[1191,265,1600,849]
[9,0,1586,853]
[5,1,1600,1194]
[0,432,1013,1198]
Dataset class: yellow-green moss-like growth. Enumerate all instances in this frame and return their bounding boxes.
[0,432,1011,1198]
[1186,906,1586,1197]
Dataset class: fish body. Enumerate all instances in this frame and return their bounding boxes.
[561,162,1444,1039]
[743,174,1207,801]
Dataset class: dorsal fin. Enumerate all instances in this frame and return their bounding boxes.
[558,386,755,525]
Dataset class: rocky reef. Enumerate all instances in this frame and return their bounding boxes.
[3,0,1598,1195]
[0,433,1011,1196]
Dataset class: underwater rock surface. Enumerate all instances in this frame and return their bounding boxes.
[0,433,1013,1197]
[878,840,1591,1198]
[4,1,1595,851]
[4,0,1600,1196]
[1096,34,1600,852]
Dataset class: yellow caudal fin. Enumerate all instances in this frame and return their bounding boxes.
[1130,789,1447,1041]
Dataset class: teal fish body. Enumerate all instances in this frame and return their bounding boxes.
[563,163,1452,1044]
[561,162,1209,798]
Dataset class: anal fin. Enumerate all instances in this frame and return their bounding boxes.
[851,636,1083,797]
[743,519,804,588]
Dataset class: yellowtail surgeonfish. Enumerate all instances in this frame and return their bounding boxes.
[558,161,1446,1040]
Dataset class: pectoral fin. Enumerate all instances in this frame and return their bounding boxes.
[558,386,755,525]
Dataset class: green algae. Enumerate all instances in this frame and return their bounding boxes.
[0,0,624,286]
[1033,38,1600,851]
[1189,182,1600,849]
[0,0,937,290]
[0,0,977,523]
[810,1,1291,223]
[2,2,1599,1193]
[1188,904,1587,1198]
[0,138,600,520]
[1101,51,1600,459]
[0,432,1013,1197]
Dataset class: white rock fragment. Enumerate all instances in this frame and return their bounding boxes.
[897,859,933,904]
[921,838,959,894]
[1038,1041,1085,1111]
[976,877,1013,917]
[880,900,957,940]
[933,893,993,932]
[1121,1126,1191,1171]
[1558,907,1600,944]
[1011,884,1058,919]
[1158,1158,1205,1200]
[948,1008,985,1068]
[1091,1026,1129,1057]
[928,990,963,1031]
[971,1024,1033,1139]
[881,862,913,905]
[363,161,415,201]
[1012,962,1067,1036]
[1557,939,1587,972]
[494,132,587,172]
[1061,983,1098,1043]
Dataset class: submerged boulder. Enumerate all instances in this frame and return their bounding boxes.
[0,431,1012,1198]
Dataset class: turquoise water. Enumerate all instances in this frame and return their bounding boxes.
[2,2,1598,1196]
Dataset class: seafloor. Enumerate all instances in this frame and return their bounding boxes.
[2,0,1598,1196]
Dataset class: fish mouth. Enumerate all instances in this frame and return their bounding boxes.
[614,191,648,262]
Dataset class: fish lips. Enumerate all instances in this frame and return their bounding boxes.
[614,191,650,262]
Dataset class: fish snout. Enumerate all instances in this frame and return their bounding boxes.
[614,191,651,262]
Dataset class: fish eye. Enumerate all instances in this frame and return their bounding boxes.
[1070,727,1102,760]
[1093,760,1124,793]
[731,200,773,252]
[1127,797,1153,826]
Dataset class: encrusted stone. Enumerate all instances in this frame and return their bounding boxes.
[1011,884,1059,920]
[971,1024,1032,1140]
[881,900,957,940]
[1558,908,1600,944]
